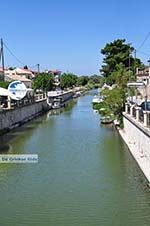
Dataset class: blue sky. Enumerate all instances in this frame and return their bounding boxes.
[0,0,150,75]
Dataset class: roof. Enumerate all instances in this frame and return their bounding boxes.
[6,74,31,82]
[48,70,61,75]
[15,68,33,74]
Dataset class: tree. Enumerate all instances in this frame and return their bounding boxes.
[100,39,142,78]
[101,87,125,122]
[24,65,28,69]
[0,81,11,89]
[89,74,102,84]
[77,76,89,86]
[98,39,143,126]
[33,73,54,91]
[100,65,131,124]
[60,73,78,89]
[103,63,134,86]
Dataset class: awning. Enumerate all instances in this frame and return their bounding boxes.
[0,87,18,100]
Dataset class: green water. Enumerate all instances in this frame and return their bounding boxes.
[0,91,150,226]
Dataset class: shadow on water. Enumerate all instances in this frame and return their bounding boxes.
[0,98,77,153]
[0,143,11,153]
[1,91,150,226]
[0,117,45,153]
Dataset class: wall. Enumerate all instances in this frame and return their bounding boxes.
[120,113,150,182]
[123,115,150,160]
[0,100,49,133]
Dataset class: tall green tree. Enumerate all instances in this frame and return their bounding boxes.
[100,39,142,78]
[24,65,28,69]
[77,76,89,86]
[60,73,78,89]
[33,73,54,91]
[89,74,102,84]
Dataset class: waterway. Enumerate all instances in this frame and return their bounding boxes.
[0,90,150,226]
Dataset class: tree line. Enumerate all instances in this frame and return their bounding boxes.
[33,73,103,91]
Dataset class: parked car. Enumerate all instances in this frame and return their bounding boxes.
[140,101,150,111]
[138,101,150,122]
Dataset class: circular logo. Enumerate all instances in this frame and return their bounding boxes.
[8,81,27,100]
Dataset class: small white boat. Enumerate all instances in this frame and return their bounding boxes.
[101,116,113,124]
[92,95,103,104]
[73,91,81,98]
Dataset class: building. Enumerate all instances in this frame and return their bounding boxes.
[12,67,35,79]
[135,66,150,100]
[1,68,32,88]
[49,70,62,89]
[0,67,6,80]
[136,66,150,84]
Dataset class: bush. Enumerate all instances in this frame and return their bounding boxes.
[0,81,11,89]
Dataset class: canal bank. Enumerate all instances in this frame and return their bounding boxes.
[118,105,150,184]
[1,91,150,226]
[0,89,76,135]
[0,99,50,134]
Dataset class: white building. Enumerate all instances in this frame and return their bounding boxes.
[2,68,32,88]
[12,67,35,79]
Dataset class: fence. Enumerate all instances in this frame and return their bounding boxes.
[0,93,46,111]
[125,103,150,128]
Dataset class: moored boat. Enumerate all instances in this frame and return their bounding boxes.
[92,95,103,104]
[100,116,113,124]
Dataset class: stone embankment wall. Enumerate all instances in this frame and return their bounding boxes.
[0,100,49,134]
[119,111,150,183]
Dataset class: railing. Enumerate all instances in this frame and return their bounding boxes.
[147,112,150,128]
[125,103,150,128]
[139,111,144,123]
[132,107,136,118]
[0,92,46,111]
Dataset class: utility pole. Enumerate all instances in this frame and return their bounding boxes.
[0,38,5,81]
[37,63,40,74]
[134,49,137,75]
[129,50,131,78]
[147,59,150,85]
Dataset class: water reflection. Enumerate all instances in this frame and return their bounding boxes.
[0,91,150,226]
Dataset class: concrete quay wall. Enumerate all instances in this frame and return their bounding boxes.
[120,113,150,183]
[0,100,49,134]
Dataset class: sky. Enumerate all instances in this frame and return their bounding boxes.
[0,0,150,75]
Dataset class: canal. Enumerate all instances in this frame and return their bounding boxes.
[0,90,150,226]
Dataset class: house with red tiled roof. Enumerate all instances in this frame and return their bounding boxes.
[13,67,35,79]
[2,68,32,88]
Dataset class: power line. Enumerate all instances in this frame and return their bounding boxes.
[3,41,25,66]
[136,50,150,57]
[137,32,150,51]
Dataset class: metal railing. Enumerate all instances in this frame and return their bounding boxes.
[147,112,150,128]
[132,107,136,118]
[0,93,46,111]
